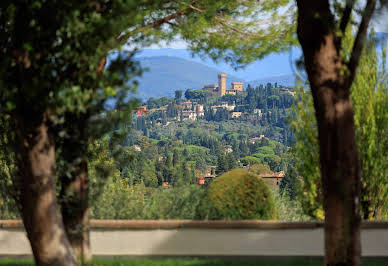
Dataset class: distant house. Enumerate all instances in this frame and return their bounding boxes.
[197,178,205,185]
[205,166,217,178]
[211,102,235,112]
[253,109,262,117]
[259,171,285,186]
[180,101,193,110]
[231,112,242,118]
[196,166,217,186]
[181,110,197,120]
[249,135,265,144]
[224,145,233,154]
[132,145,141,152]
[136,106,147,116]
[195,104,205,113]
[280,88,296,96]
[178,102,204,121]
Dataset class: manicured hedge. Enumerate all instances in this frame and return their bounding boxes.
[203,169,276,219]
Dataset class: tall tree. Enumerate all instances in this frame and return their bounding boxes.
[216,153,227,175]
[295,1,378,264]
[0,1,143,264]
[293,34,388,220]
[351,34,388,219]
[175,90,183,101]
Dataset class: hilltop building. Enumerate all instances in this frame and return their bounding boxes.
[178,101,204,121]
[203,73,243,96]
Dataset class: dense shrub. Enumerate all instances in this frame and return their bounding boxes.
[90,177,149,219]
[143,185,205,219]
[91,176,205,219]
[203,169,276,220]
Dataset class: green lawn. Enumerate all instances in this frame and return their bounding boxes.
[0,258,387,266]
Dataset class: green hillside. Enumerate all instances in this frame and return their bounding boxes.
[135,56,244,99]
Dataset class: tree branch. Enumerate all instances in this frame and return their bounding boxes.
[117,9,189,44]
[347,0,376,85]
[185,3,254,37]
[339,0,354,33]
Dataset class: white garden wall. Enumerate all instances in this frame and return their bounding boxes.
[1,220,387,257]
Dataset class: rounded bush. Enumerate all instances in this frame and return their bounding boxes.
[206,169,275,220]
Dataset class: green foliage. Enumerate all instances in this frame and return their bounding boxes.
[270,187,310,222]
[0,1,142,116]
[91,175,205,219]
[290,33,388,220]
[351,34,388,219]
[248,164,272,175]
[289,85,323,219]
[0,169,19,219]
[91,177,149,219]
[143,185,205,219]
[252,145,282,172]
[175,90,183,101]
[240,156,261,166]
[0,115,19,219]
[279,163,299,200]
[204,169,276,220]
[215,153,228,175]
[185,89,213,100]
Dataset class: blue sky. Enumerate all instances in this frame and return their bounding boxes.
[142,5,387,50]
[125,6,387,81]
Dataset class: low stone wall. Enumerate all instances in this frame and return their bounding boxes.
[1,220,388,257]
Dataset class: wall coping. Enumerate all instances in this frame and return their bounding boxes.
[1,220,388,230]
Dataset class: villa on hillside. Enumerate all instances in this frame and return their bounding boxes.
[196,166,217,186]
[203,73,243,96]
[211,102,236,112]
[259,171,285,186]
[249,135,266,144]
[178,101,205,121]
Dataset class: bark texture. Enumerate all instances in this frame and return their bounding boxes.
[16,111,77,266]
[296,1,361,265]
[59,113,91,261]
[60,160,91,261]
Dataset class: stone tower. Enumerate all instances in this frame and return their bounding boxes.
[218,73,227,96]
[231,82,243,92]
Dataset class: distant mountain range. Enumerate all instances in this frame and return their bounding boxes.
[248,75,295,88]
[134,56,244,99]
[131,32,387,99]
[135,48,300,81]
[134,56,296,99]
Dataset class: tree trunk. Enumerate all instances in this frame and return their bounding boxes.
[59,113,91,262]
[60,160,91,262]
[16,111,77,266]
[296,1,361,265]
